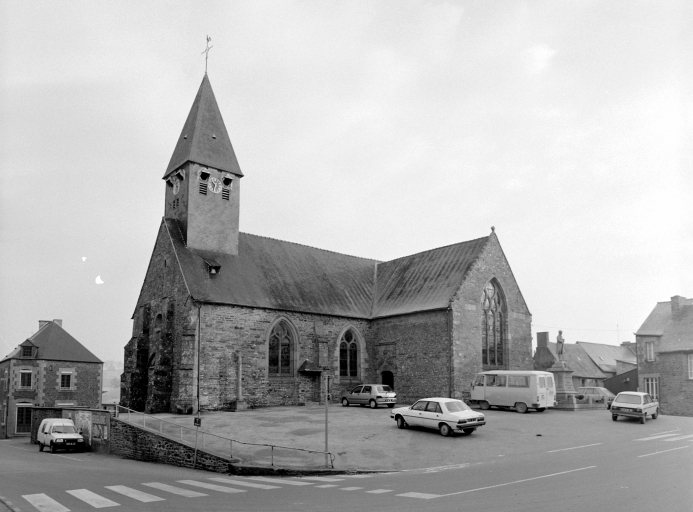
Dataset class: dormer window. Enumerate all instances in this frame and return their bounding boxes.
[222,175,233,200]
[21,346,32,357]
[198,169,210,195]
[222,176,233,188]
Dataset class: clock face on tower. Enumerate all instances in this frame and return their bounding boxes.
[209,177,222,193]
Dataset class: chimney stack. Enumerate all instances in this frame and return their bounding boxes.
[671,296,685,320]
[537,332,549,348]
[53,319,62,327]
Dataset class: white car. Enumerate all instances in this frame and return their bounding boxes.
[37,418,85,453]
[391,397,486,436]
[610,392,659,424]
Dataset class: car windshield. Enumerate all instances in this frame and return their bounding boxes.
[443,401,471,413]
[616,394,642,405]
[597,388,616,397]
[52,425,77,434]
[376,385,392,393]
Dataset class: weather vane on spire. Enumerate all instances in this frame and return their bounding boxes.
[202,35,213,74]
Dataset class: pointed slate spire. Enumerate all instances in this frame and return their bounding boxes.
[164,74,243,179]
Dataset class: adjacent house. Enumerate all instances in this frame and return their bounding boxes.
[0,320,103,438]
[636,295,693,416]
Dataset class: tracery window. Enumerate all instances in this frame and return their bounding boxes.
[339,330,359,377]
[268,321,293,375]
[481,280,505,367]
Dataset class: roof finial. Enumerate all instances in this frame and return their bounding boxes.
[491,226,495,233]
[202,35,213,74]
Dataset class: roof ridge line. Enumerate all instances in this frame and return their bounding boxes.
[376,235,490,266]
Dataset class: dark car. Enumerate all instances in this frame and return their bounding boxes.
[577,387,616,409]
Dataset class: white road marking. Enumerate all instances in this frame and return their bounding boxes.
[404,463,472,472]
[634,433,681,441]
[208,477,280,489]
[547,443,603,453]
[105,486,165,503]
[650,429,681,436]
[339,487,363,491]
[298,476,344,482]
[341,474,373,478]
[246,477,313,486]
[663,434,693,442]
[315,484,338,488]
[22,493,71,512]
[142,482,207,497]
[438,466,597,497]
[65,489,119,508]
[55,455,83,461]
[366,489,393,494]
[638,446,690,458]
[397,492,440,499]
[177,480,246,494]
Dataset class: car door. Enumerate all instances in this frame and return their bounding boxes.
[643,394,657,415]
[421,401,444,429]
[360,386,373,405]
[349,386,363,404]
[406,400,428,426]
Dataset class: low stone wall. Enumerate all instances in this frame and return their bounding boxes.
[109,417,235,473]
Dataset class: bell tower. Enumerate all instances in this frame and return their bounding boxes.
[162,74,243,255]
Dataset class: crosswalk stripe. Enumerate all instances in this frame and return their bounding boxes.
[397,492,440,499]
[298,477,344,482]
[366,489,393,494]
[66,489,119,508]
[664,434,693,442]
[339,487,363,491]
[22,494,71,512]
[315,484,338,488]
[245,477,313,486]
[208,477,280,489]
[104,486,165,503]
[142,482,207,497]
[634,433,681,441]
[177,480,246,494]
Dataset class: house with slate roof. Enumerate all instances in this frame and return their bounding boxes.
[636,295,693,416]
[120,74,533,414]
[0,320,103,438]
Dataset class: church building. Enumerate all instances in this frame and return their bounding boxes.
[120,74,533,414]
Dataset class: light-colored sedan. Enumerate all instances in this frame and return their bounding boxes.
[341,384,397,409]
[390,397,486,436]
[610,391,659,424]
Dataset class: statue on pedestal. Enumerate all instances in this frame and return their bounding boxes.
[556,330,565,361]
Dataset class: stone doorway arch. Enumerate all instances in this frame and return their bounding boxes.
[381,370,394,389]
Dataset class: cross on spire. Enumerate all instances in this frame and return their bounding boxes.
[201,35,213,74]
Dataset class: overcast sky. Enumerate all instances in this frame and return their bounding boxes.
[1,1,691,364]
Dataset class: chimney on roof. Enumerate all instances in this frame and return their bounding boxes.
[537,332,549,348]
[53,319,62,327]
[39,320,51,330]
[671,296,685,320]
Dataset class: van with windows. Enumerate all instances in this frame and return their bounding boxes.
[37,418,85,453]
[470,370,556,413]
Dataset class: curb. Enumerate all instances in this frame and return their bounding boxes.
[228,464,394,477]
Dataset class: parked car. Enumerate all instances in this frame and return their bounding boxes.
[37,418,85,453]
[390,397,486,436]
[577,387,616,409]
[341,384,397,409]
[610,392,659,424]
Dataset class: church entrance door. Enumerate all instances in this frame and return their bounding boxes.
[381,371,394,390]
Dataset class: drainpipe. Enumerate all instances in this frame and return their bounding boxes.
[448,303,453,398]
[194,303,202,415]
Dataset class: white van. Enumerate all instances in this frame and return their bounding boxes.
[470,370,556,413]
[37,418,85,453]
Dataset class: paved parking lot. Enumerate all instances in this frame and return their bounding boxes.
[149,403,693,471]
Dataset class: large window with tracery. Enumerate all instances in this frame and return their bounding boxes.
[481,281,505,367]
[268,321,293,375]
[339,330,359,377]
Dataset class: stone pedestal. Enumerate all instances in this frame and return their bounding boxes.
[549,360,577,400]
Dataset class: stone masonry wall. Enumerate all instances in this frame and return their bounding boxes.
[450,233,533,400]
[656,353,693,416]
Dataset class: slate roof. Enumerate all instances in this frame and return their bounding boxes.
[164,219,492,319]
[543,342,608,379]
[1,321,102,364]
[636,298,693,353]
[164,74,243,179]
[576,341,636,374]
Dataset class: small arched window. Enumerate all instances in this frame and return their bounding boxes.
[339,330,359,377]
[481,281,505,367]
[268,321,293,375]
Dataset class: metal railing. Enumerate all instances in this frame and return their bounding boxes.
[114,405,335,468]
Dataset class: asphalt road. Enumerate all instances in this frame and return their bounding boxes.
[1,408,692,512]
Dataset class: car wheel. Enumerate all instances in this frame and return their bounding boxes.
[369,400,377,409]
[535,408,546,412]
[387,404,395,408]
[612,414,618,421]
[39,442,43,452]
[50,442,57,454]
[396,416,407,429]
[462,428,476,435]
[480,401,490,410]
[341,398,349,407]
[515,402,528,414]
[640,415,646,424]
[652,408,658,420]
[439,423,452,437]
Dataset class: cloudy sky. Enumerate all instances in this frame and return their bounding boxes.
[1,1,691,364]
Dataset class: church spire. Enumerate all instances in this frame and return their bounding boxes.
[164,74,243,179]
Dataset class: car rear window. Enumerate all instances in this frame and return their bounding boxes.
[376,385,392,393]
[616,394,642,404]
[443,401,471,413]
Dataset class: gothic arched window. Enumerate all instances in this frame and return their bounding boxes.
[339,330,359,377]
[269,321,293,375]
[481,281,505,367]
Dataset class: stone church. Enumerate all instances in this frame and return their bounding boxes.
[120,74,533,414]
